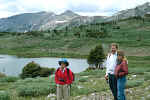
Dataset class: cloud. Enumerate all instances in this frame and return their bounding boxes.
[0,0,150,18]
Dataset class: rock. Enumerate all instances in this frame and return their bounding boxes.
[80,96,88,100]
[90,80,93,82]
[126,89,133,94]
[50,98,56,100]
[47,93,56,98]
[132,75,137,78]
[141,97,145,100]
[82,76,89,78]
[76,92,113,100]
[145,86,150,91]
[91,93,96,96]
[77,85,84,89]
[93,82,96,85]
[147,94,150,98]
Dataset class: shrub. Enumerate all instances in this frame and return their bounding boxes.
[78,77,88,82]
[0,91,10,100]
[144,73,150,81]
[86,29,107,38]
[87,44,105,69]
[0,73,6,78]
[126,80,143,88]
[16,83,56,97]
[26,31,44,37]
[20,61,56,78]
[20,61,41,79]
[78,69,105,76]
[129,68,145,75]
[0,76,19,82]
[39,67,55,77]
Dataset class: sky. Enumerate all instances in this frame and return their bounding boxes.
[0,0,150,18]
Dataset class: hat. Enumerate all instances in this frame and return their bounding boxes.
[58,58,69,66]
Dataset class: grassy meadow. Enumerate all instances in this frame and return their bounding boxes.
[0,17,150,100]
[0,17,150,58]
[0,56,150,100]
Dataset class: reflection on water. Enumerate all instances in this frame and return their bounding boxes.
[0,55,89,76]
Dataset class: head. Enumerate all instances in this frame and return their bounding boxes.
[110,43,118,54]
[59,62,67,69]
[58,59,69,69]
[117,50,124,61]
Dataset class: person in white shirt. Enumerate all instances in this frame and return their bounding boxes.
[105,43,118,100]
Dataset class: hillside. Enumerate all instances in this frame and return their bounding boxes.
[1,2,150,33]
[0,16,150,58]
[107,2,150,21]
[0,10,105,32]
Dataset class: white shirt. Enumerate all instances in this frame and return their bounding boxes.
[105,52,117,75]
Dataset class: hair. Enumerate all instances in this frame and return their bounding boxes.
[117,50,125,65]
[117,50,124,58]
[111,43,119,49]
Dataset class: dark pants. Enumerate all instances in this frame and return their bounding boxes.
[108,74,118,100]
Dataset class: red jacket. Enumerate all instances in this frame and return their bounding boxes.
[115,60,128,78]
[55,68,73,85]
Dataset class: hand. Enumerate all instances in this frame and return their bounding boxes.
[105,75,108,80]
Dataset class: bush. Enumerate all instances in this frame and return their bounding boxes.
[0,91,10,100]
[16,83,56,97]
[0,76,19,82]
[129,68,145,75]
[20,61,56,79]
[126,80,143,88]
[26,31,44,37]
[144,73,150,81]
[78,77,88,82]
[20,61,41,79]
[39,67,55,77]
[78,69,105,76]
[0,73,6,78]
[87,44,105,69]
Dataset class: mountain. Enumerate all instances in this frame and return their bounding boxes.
[107,2,150,21]
[0,10,106,32]
[59,10,79,18]
[0,2,150,32]
[0,11,56,32]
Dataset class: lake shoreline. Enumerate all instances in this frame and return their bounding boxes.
[0,54,89,76]
[0,52,88,59]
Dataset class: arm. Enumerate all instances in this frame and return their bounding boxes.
[105,54,110,76]
[55,71,59,84]
[69,70,74,84]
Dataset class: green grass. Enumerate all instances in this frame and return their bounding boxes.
[126,79,144,88]
[0,77,19,83]
[0,33,150,58]
[1,17,150,58]
[0,91,10,100]
[0,60,150,100]
[0,17,150,99]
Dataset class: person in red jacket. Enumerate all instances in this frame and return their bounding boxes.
[115,50,128,100]
[55,58,74,100]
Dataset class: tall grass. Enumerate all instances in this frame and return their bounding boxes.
[0,91,10,100]
[16,83,55,97]
[0,76,19,82]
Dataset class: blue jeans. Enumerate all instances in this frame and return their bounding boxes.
[117,76,126,100]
